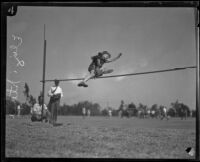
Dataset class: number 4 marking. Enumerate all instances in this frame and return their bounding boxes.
[8,6,14,15]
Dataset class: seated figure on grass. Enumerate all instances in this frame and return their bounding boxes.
[78,51,122,87]
[31,95,50,122]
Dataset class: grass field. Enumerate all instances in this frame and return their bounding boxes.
[5,116,196,158]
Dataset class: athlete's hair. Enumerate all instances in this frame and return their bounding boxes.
[98,51,111,59]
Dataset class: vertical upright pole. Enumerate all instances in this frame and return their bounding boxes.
[194,7,199,160]
[42,24,47,118]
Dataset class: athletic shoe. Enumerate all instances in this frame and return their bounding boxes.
[78,81,88,87]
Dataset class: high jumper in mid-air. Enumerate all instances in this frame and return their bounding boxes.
[78,51,122,87]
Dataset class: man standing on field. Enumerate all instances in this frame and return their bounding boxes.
[48,79,63,126]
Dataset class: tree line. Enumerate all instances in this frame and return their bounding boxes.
[6,96,196,118]
[5,83,196,118]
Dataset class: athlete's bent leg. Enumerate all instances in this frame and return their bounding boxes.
[84,70,95,82]
[102,68,114,74]
[78,70,95,87]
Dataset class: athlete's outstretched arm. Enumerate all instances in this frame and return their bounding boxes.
[105,53,122,63]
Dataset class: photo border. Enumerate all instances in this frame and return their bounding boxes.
[1,1,199,161]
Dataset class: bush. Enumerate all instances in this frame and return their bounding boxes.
[21,103,31,115]
[167,108,176,117]
[6,97,16,115]
[101,109,108,116]
[6,96,21,115]
[59,101,101,116]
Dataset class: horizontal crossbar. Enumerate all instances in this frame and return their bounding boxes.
[40,66,196,82]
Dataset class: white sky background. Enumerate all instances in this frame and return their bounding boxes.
[7,7,196,109]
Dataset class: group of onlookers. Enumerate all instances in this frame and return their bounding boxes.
[30,79,63,126]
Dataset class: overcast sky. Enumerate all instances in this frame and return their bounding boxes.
[7,6,196,109]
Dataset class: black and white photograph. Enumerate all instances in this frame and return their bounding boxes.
[3,1,199,159]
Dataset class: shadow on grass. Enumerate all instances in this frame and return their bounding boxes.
[53,123,63,127]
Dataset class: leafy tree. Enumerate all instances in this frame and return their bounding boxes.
[23,82,30,98]
[170,100,191,118]
[23,83,36,107]
[137,103,148,118]
[6,96,17,114]
[59,103,71,115]
[191,110,196,117]
[150,104,159,118]
[92,103,101,116]
[179,103,190,119]
[6,96,22,115]
[138,103,145,110]
[29,95,36,106]
[170,100,179,117]
[58,101,101,116]
[151,104,158,111]
[112,109,119,116]
[127,102,137,117]
[118,100,125,111]
[167,108,176,117]
[101,109,108,116]
[20,103,31,115]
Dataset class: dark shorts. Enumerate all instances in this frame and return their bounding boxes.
[88,63,97,72]
[88,64,103,77]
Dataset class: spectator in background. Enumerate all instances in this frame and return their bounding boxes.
[17,104,21,117]
[160,106,169,120]
[151,110,155,118]
[118,100,124,118]
[87,109,91,117]
[190,111,193,117]
[108,109,112,117]
[82,107,86,118]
